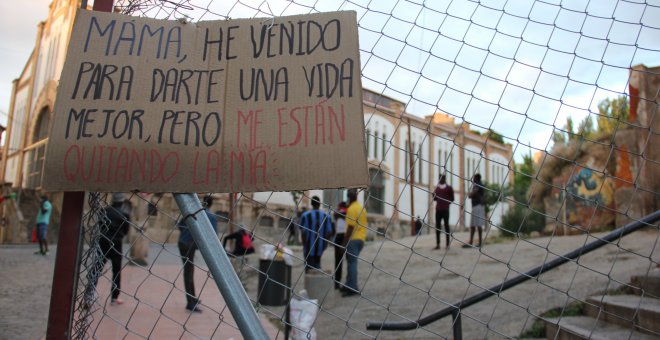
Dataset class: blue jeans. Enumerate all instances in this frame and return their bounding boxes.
[345,239,364,291]
[36,223,48,241]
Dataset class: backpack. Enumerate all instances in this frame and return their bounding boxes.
[241,233,255,254]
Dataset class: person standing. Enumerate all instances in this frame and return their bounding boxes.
[433,175,455,249]
[333,202,348,289]
[464,174,486,248]
[342,189,368,297]
[299,196,334,273]
[94,193,130,305]
[35,195,52,255]
[223,227,255,257]
[178,196,218,313]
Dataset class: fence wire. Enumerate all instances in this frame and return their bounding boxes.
[69,0,660,339]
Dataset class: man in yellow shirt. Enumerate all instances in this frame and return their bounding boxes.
[341,189,367,297]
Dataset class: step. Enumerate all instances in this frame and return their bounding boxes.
[585,295,660,335]
[543,315,657,340]
[631,268,660,298]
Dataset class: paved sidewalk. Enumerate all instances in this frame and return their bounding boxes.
[81,244,281,339]
[0,244,55,340]
[2,227,658,339]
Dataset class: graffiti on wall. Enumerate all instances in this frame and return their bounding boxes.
[553,166,615,231]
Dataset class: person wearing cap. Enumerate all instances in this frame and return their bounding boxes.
[92,193,130,305]
[341,189,367,297]
[177,195,218,313]
[299,196,334,273]
[332,202,348,289]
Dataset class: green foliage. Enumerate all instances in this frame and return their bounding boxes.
[519,299,585,338]
[486,129,505,144]
[483,182,505,215]
[519,319,546,338]
[577,115,596,138]
[500,205,545,237]
[553,96,629,146]
[499,154,545,237]
[551,129,565,144]
[597,95,629,135]
[512,154,534,202]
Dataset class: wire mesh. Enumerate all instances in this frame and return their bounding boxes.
[68,0,660,338]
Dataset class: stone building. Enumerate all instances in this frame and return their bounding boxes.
[0,0,514,244]
[0,0,80,243]
[248,89,513,240]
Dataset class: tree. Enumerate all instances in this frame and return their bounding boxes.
[577,115,596,139]
[597,95,629,135]
[512,154,535,203]
[551,129,566,145]
[566,117,574,139]
[499,154,545,236]
[486,129,506,144]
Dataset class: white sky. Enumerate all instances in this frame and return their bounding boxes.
[1,0,659,161]
[0,0,52,120]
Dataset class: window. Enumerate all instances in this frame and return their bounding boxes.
[259,216,274,227]
[25,108,50,189]
[382,133,386,160]
[26,146,46,189]
[278,217,292,230]
[33,109,50,143]
[367,168,384,214]
[365,129,370,157]
[373,132,378,159]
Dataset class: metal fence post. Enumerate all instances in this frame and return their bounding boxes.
[46,191,85,340]
[174,193,269,340]
[452,310,462,340]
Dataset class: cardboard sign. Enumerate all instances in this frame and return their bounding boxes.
[43,10,368,193]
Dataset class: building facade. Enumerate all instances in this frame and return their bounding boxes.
[250,89,513,240]
[0,0,513,243]
[0,0,80,243]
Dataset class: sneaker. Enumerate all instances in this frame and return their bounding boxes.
[110,298,124,305]
[43,251,50,256]
[34,251,43,255]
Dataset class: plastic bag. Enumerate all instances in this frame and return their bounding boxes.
[289,290,318,340]
[259,243,294,266]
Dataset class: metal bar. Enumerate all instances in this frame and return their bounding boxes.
[174,193,269,340]
[366,209,660,331]
[452,311,462,340]
[46,191,85,340]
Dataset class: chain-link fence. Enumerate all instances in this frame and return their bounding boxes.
[64,0,660,338]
